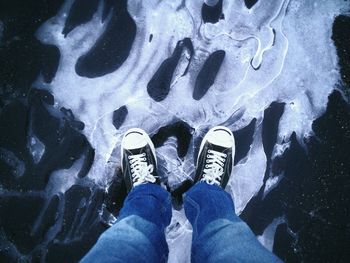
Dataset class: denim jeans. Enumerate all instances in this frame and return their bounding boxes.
[81,182,282,263]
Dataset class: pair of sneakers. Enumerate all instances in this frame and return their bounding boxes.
[121,126,235,192]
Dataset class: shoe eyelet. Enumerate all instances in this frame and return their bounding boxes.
[205,165,208,168]
[128,156,131,160]
[206,160,210,163]
[207,154,210,158]
[208,150,212,153]
[143,157,146,161]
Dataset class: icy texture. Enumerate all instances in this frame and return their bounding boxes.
[0,148,25,178]
[166,209,192,263]
[257,217,284,251]
[33,0,348,260]
[0,20,3,43]
[204,0,220,7]
[27,136,45,164]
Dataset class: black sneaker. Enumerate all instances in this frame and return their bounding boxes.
[121,128,159,192]
[194,126,235,188]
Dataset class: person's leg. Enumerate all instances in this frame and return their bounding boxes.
[81,128,171,263]
[81,183,171,263]
[184,182,281,263]
[185,126,282,262]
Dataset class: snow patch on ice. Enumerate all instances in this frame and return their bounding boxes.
[166,209,192,263]
[257,217,284,251]
[45,156,85,196]
[27,136,45,164]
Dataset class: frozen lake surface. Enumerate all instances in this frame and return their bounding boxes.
[0,0,349,262]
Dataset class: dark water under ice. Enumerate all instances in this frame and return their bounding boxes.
[0,0,350,262]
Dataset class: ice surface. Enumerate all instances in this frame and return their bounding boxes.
[27,136,45,164]
[0,20,3,44]
[32,0,349,260]
[257,217,284,251]
[0,147,25,178]
[166,209,192,263]
[204,0,220,8]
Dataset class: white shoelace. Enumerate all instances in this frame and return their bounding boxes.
[201,149,227,185]
[128,153,156,187]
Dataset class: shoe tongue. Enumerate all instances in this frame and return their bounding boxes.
[208,143,230,154]
[127,146,147,155]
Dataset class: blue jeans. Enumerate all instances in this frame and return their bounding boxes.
[81,183,282,263]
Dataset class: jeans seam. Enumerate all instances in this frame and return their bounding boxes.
[160,194,171,226]
[185,196,200,238]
